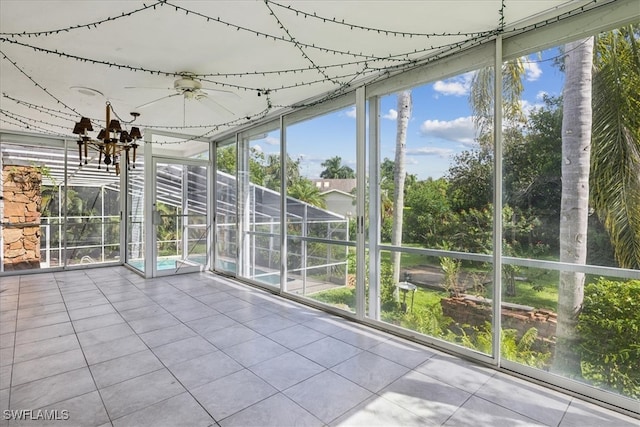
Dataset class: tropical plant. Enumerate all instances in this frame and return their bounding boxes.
[287,178,327,209]
[155,201,180,256]
[439,248,463,297]
[398,302,454,338]
[577,278,640,398]
[590,26,640,269]
[470,58,526,141]
[459,323,551,369]
[320,156,355,179]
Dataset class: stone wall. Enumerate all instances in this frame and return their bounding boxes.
[441,295,557,347]
[2,165,42,271]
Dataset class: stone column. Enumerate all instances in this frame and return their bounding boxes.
[2,165,42,270]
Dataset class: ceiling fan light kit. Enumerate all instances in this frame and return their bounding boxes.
[130,73,236,120]
[72,102,142,176]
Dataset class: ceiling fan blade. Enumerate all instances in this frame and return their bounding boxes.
[135,93,181,109]
[199,87,240,97]
[198,95,235,116]
[124,86,174,90]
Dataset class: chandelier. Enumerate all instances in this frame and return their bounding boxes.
[72,102,142,175]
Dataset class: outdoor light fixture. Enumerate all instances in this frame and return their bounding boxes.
[72,102,142,175]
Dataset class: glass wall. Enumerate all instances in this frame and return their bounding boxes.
[1,137,122,272]
[3,3,635,414]
[497,28,640,405]
[214,140,238,275]
[372,68,495,356]
[238,124,282,288]
[153,160,208,273]
[63,185,120,266]
[126,149,145,272]
[1,141,65,271]
[199,20,632,413]
[284,104,355,312]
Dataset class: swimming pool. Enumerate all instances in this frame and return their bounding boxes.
[128,257,282,285]
[128,255,206,271]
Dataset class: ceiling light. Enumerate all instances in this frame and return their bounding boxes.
[70,86,104,98]
[72,102,141,175]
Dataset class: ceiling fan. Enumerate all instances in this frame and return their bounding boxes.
[127,73,236,118]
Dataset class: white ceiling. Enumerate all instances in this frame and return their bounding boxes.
[1,0,597,145]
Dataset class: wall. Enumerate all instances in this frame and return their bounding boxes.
[323,191,356,218]
[2,165,42,270]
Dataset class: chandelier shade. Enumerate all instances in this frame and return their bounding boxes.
[107,119,121,133]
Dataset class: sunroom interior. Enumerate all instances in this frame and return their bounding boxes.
[1,0,639,425]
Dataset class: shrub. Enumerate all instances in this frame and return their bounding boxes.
[457,322,551,368]
[577,278,640,398]
[397,302,453,338]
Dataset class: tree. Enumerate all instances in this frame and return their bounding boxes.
[469,30,639,379]
[216,145,237,175]
[577,278,640,398]
[287,178,327,209]
[554,37,595,377]
[403,178,451,246]
[379,157,420,243]
[504,95,563,250]
[471,59,526,143]
[447,147,493,212]
[216,145,305,193]
[320,156,355,179]
[590,26,640,269]
[391,90,412,283]
[261,153,303,192]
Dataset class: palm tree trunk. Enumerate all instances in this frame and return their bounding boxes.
[391,90,411,283]
[554,37,594,377]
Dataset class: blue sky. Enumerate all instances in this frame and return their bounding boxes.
[251,46,566,180]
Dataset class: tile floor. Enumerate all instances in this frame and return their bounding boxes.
[0,267,637,426]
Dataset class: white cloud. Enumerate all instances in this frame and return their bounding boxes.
[345,106,357,118]
[296,154,330,178]
[535,90,548,101]
[406,147,454,157]
[520,99,545,116]
[523,59,542,81]
[433,72,475,97]
[382,109,397,120]
[433,80,467,97]
[405,157,419,166]
[419,116,477,146]
[297,154,325,164]
[251,144,263,153]
[263,136,279,145]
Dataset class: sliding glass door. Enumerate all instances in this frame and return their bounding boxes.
[152,158,208,276]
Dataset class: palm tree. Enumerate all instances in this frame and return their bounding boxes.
[555,36,594,377]
[590,26,640,269]
[320,156,355,179]
[391,90,412,283]
[468,27,640,376]
[288,178,327,209]
[470,60,526,141]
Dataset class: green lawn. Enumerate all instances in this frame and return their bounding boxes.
[320,252,561,312]
[331,245,563,312]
